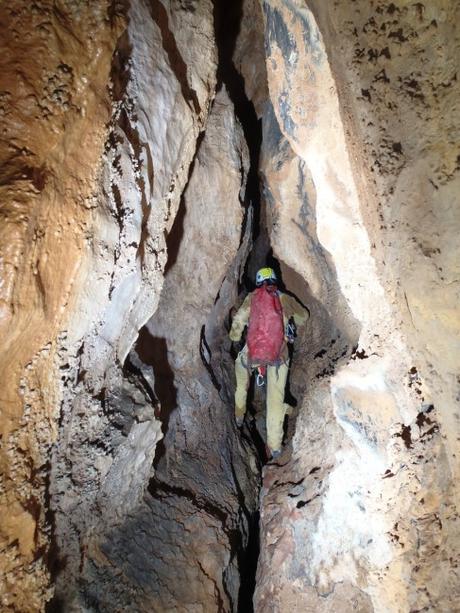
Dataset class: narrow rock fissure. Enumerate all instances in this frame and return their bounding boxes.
[46,3,355,612]
[125,5,269,609]
[214,0,262,252]
[212,4,268,608]
[132,4,314,610]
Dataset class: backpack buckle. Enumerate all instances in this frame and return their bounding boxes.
[286,321,296,343]
[256,366,266,387]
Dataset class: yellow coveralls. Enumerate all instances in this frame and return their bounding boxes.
[229,291,309,452]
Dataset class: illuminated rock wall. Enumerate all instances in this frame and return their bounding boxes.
[1,1,458,611]
[254,2,460,611]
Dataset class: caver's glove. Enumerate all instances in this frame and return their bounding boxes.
[230,324,247,354]
[229,328,240,342]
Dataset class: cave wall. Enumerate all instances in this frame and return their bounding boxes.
[0,0,459,611]
[48,0,235,609]
[0,2,124,610]
[72,86,260,612]
[0,0,222,610]
[310,0,460,459]
[251,1,460,611]
[0,0,263,611]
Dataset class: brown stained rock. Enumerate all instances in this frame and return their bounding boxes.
[0,2,124,610]
[48,0,220,609]
[0,0,219,610]
[307,0,460,455]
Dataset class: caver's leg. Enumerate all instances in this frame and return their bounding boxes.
[234,349,250,423]
[266,361,289,453]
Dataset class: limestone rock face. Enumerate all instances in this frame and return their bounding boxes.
[233,0,269,119]
[111,86,259,611]
[0,3,124,610]
[0,0,219,610]
[1,0,459,611]
[48,0,222,608]
[68,86,259,613]
[254,1,460,612]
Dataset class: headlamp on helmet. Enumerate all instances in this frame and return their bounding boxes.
[256,267,277,286]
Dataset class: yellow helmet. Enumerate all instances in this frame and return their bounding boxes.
[256,267,277,286]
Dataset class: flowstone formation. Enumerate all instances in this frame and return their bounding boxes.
[0,1,459,612]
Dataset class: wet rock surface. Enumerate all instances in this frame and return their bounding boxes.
[47,1,230,610]
[0,2,124,610]
[0,0,459,612]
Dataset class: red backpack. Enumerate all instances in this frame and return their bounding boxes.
[247,286,284,366]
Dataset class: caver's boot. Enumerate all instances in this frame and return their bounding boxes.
[265,444,281,462]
